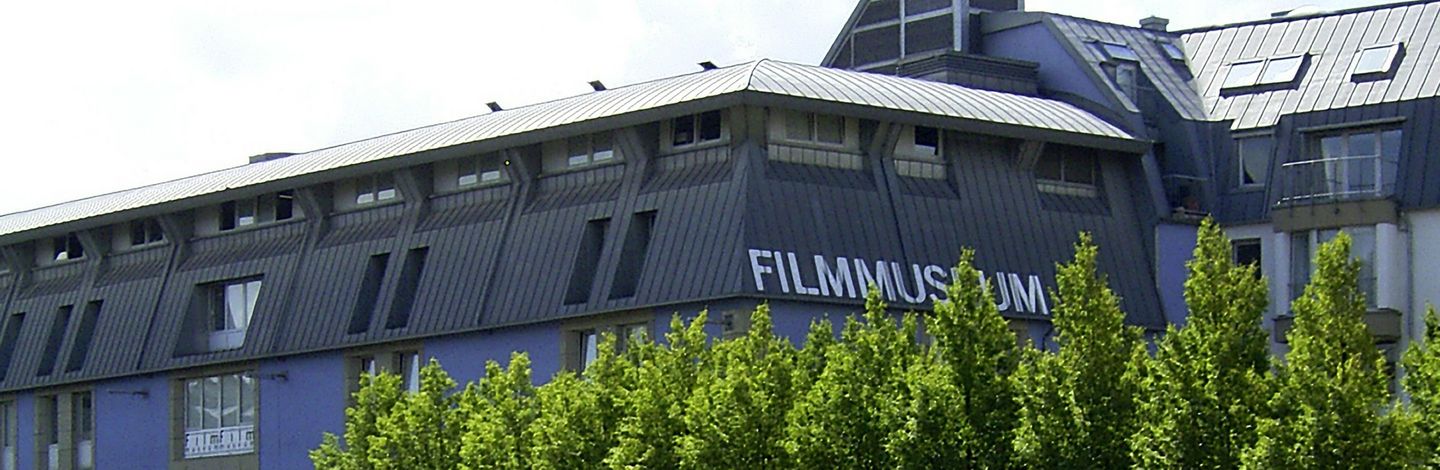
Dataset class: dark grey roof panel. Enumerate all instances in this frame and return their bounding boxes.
[1040,14,1209,123]
[1183,1,1440,130]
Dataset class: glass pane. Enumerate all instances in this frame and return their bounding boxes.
[480,170,503,182]
[210,287,227,331]
[203,377,221,429]
[1238,137,1272,185]
[1036,154,1063,181]
[408,353,421,393]
[240,373,256,425]
[784,110,811,141]
[1349,132,1378,157]
[1067,153,1098,185]
[672,115,695,146]
[1223,60,1264,88]
[592,133,614,161]
[222,374,240,427]
[236,200,256,227]
[1354,45,1395,74]
[1259,56,1303,84]
[275,192,294,221]
[815,114,845,145]
[225,285,246,331]
[581,331,598,370]
[1162,42,1185,61]
[245,280,262,323]
[698,110,723,141]
[1320,135,1345,159]
[186,380,202,430]
[457,173,478,187]
[913,126,940,157]
[568,154,590,167]
[567,135,589,160]
[1381,129,1402,161]
[1290,232,1311,302]
[1101,43,1138,61]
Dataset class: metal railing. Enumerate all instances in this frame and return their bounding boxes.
[1278,155,1397,204]
[184,425,254,459]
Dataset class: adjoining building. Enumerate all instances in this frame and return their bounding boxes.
[0,1,1432,468]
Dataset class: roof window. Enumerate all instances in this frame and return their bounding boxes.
[1351,43,1402,78]
[1098,41,1138,62]
[1159,41,1185,61]
[1221,54,1305,89]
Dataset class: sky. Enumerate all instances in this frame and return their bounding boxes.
[0,0,1388,216]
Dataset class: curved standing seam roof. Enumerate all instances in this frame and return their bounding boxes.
[0,59,1132,239]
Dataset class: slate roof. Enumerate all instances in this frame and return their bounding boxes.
[0,59,1135,241]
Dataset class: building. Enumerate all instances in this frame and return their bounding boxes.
[0,0,1432,468]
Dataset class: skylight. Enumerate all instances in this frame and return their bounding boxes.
[1221,55,1305,89]
[1351,43,1402,77]
[1099,41,1139,62]
[1160,42,1186,61]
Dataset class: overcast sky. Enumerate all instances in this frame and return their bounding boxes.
[0,0,1385,215]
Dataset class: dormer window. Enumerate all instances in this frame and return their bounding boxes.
[783,110,846,146]
[567,133,616,168]
[52,233,84,262]
[129,218,165,246]
[220,191,295,231]
[354,174,398,205]
[670,110,724,148]
[1036,148,1099,197]
[895,125,942,160]
[1097,41,1138,62]
[203,278,261,351]
[1221,54,1305,90]
[457,154,506,188]
[1159,41,1185,61]
[1351,43,1402,78]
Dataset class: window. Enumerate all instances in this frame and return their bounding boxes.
[347,253,390,335]
[1236,135,1273,188]
[395,351,421,393]
[347,349,422,399]
[457,154,506,188]
[1036,149,1100,197]
[220,191,295,231]
[1313,128,1401,197]
[384,247,428,330]
[354,174,398,205]
[0,313,24,381]
[909,126,941,158]
[1222,55,1305,89]
[1289,227,1376,308]
[567,133,617,168]
[183,372,257,459]
[783,110,846,146]
[1232,238,1262,277]
[36,305,72,377]
[72,392,92,470]
[205,279,262,352]
[39,395,58,470]
[0,400,15,470]
[1159,41,1186,61]
[671,110,724,148]
[129,218,164,246]
[1097,41,1138,62]
[565,218,610,305]
[52,233,84,262]
[565,316,651,371]
[1351,43,1402,77]
[609,211,657,300]
[65,301,102,373]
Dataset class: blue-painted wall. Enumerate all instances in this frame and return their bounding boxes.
[94,375,170,469]
[983,21,1114,113]
[1155,223,1198,327]
[260,351,347,470]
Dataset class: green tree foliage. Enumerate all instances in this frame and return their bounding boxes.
[459,354,537,469]
[678,305,797,468]
[1133,219,1271,469]
[1244,232,1416,469]
[605,313,710,469]
[310,360,463,470]
[528,336,631,469]
[926,248,1020,468]
[1404,306,1440,467]
[1014,233,1146,469]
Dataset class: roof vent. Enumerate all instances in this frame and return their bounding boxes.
[698,61,718,71]
[1139,16,1169,32]
[248,152,296,164]
[588,80,606,91]
[486,102,503,112]
[1272,5,1326,17]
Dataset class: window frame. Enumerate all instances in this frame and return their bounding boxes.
[178,370,258,460]
[353,174,399,206]
[456,153,508,189]
[1301,126,1402,199]
[1231,238,1263,277]
[218,191,296,232]
[1096,41,1139,62]
[1221,54,1306,90]
[774,109,855,150]
[1235,132,1274,190]
[565,132,619,169]
[1288,226,1377,308]
[1158,40,1186,62]
[128,218,166,248]
[1035,149,1101,197]
[50,233,85,263]
[1349,42,1403,78]
[0,399,14,470]
[202,278,263,352]
[562,311,654,372]
[665,110,728,152]
[346,346,424,401]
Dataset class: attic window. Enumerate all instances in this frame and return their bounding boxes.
[1159,41,1185,61]
[1351,43,1402,77]
[1221,55,1304,89]
[1098,42,1138,62]
[52,233,84,262]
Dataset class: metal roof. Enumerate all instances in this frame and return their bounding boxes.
[0,59,1134,240]
[1182,0,1440,130]
[1045,14,1211,122]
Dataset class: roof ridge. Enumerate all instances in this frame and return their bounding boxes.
[1175,0,1438,34]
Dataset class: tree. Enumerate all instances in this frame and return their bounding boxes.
[458,353,537,469]
[1244,232,1416,468]
[528,336,631,469]
[311,360,465,470]
[605,313,710,469]
[1403,306,1440,466]
[1132,218,1270,469]
[1013,233,1147,469]
[926,248,1020,468]
[677,305,797,468]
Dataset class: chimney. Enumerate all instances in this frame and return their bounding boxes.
[486,102,503,112]
[588,80,606,91]
[248,152,295,164]
[1139,16,1169,32]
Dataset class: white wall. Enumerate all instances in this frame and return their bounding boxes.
[1407,209,1440,345]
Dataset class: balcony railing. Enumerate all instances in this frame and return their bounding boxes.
[1278,155,1397,204]
[184,425,254,459]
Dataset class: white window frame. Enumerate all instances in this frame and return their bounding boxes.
[182,371,257,459]
[776,110,852,149]
[1158,41,1185,62]
[1349,42,1402,77]
[206,279,261,352]
[1097,41,1138,62]
[1221,54,1305,89]
[1235,133,1273,189]
[1288,226,1377,308]
[566,132,618,168]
